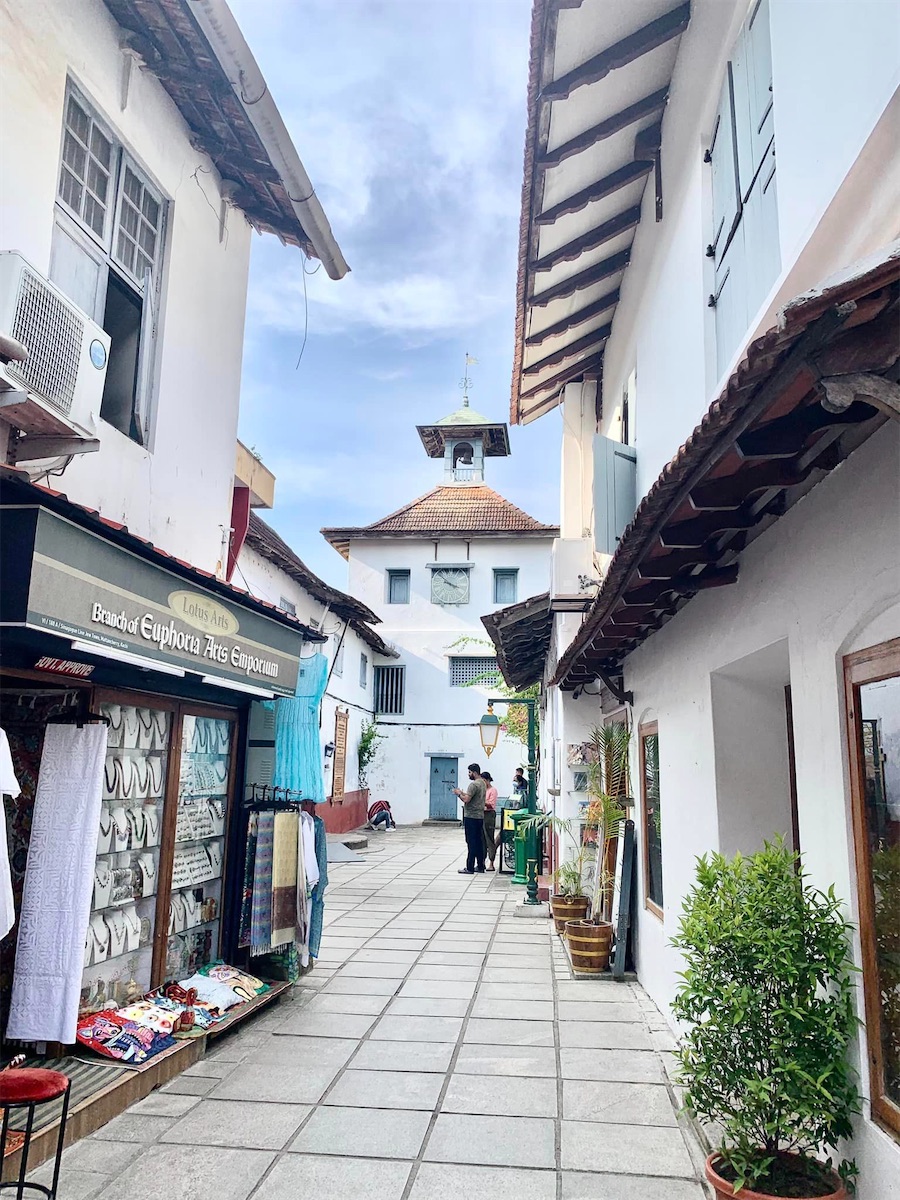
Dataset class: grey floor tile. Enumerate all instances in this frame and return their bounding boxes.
[442,1073,557,1117]
[352,1039,455,1073]
[209,1060,341,1104]
[161,1073,218,1096]
[471,998,553,1021]
[556,982,633,1003]
[302,992,392,1016]
[127,1091,201,1117]
[388,996,470,1016]
[562,1081,677,1126]
[557,1001,642,1023]
[419,952,485,966]
[289,1105,431,1159]
[561,1174,707,1199]
[408,965,481,982]
[355,949,421,964]
[371,1014,463,1042]
[274,1011,377,1038]
[366,938,429,951]
[399,979,477,999]
[477,983,554,1002]
[27,1166,108,1200]
[253,1154,412,1200]
[161,1099,309,1149]
[324,976,404,995]
[464,1018,554,1047]
[56,1139,145,1175]
[325,1069,444,1110]
[558,1049,664,1083]
[340,961,414,978]
[561,1122,696,1177]
[424,1113,555,1168]
[558,1022,653,1050]
[91,1145,274,1200]
[454,1044,557,1078]
[93,1114,175,1143]
[482,968,553,984]
[410,1163,556,1200]
[486,954,550,968]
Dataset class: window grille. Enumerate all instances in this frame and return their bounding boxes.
[449,657,500,688]
[387,569,410,604]
[493,569,518,605]
[59,92,113,240]
[278,596,297,616]
[375,665,405,715]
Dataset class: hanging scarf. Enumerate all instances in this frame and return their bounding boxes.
[270,811,299,948]
[308,815,329,961]
[250,810,275,955]
[238,811,258,948]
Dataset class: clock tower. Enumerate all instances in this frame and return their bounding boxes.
[321,394,557,826]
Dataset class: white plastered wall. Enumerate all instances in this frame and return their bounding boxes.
[0,0,254,572]
[622,422,900,1194]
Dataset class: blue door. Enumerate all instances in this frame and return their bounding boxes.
[429,757,459,820]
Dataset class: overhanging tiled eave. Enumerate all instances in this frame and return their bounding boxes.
[482,593,553,690]
[512,0,691,425]
[552,246,900,690]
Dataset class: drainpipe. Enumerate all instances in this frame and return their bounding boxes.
[188,0,350,281]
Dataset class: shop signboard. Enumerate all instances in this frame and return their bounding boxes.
[1,507,304,696]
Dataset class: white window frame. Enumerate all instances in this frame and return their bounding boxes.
[359,652,368,688]
[387,569,411,605]
[278,596,297,616]
[51,79,167,447]
[332,635,345,678]
[492,568,519,606]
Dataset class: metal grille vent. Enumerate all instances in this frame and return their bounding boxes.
[449,656,500,687]
[375,665,405,715]
[7,267,83,414]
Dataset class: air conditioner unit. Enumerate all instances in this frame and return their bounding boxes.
[0,251,108,440]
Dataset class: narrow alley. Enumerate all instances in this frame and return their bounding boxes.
[37,827,709,1200]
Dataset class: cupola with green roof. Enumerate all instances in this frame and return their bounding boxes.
[416,397,511,485]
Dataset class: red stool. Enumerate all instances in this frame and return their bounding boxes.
[0,1068,71,1199]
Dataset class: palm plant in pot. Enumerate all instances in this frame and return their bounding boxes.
[672,838,860,1199]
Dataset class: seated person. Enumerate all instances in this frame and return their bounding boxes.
[366,799,396,831]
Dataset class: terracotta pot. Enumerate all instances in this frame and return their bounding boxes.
[550,893,589,934]
[705,1154,847,1200]
[565,919,612,973]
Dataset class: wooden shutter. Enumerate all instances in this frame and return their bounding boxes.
[245,701,275,800]
[593,435,637,555]
[707,67,742,272]
[332,708,348,801]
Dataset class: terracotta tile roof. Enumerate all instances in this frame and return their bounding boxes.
[321,485,558,557]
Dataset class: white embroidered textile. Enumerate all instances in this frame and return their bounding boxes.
[7,723,107,1043]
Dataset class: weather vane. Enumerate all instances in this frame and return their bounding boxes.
[458,352,478,407]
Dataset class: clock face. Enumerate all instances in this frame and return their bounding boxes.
[431,568,470,605]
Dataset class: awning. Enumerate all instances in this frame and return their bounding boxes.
[553,243,900,691]
[0,470,326,697]
[482,593,553,691]
[512,0,691,424]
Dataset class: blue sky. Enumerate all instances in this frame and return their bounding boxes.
[230,0,561,587]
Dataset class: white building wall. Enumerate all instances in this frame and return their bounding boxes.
[617,422,900,1195]
[0,0,254,572]
[238,544,380,797]
[346,534,553,825]
[599,0,900,497]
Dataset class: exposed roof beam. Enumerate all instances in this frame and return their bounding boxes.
[518,353,603,401]
[523,324,612,376]
[526,290,620,346]
[532,209,641,274]
[736,398,876,459]
[658,510,760,548]
[539,89,670,169]
[537,161,652,226]
[531,249,630,307]
[541,3,691,101]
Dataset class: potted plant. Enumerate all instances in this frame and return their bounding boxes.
[526,723,630,958]
[672,838,860,1199]
[564,722,630,973]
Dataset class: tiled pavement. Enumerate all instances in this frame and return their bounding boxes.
[35,826,710,1199]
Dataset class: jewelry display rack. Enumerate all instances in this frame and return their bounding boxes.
[80,702,170,1014]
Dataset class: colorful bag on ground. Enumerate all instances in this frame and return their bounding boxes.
[76,1010,175,1064]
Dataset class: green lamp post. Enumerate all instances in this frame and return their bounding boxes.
[479,697,541,905]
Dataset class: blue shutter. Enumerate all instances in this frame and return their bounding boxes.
[594,435,637,555]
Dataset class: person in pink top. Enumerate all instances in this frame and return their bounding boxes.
[481,771,499,871]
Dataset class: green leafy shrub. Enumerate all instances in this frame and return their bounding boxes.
[357,719,383,790]
[672,838,860,1196]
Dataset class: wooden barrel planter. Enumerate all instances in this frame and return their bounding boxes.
[566,919,613,974]
[550,894,589,935]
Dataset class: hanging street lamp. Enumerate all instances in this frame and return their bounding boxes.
[478,704,502,757]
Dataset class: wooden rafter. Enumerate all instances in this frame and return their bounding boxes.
[541,3,691,101]
[523,324,612,376]
[518,352,603,401]
[536,161,652,226]
[526,290,619,346]
[538,88,670,169]
[531,248,630,307]
[531,209,641,274]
